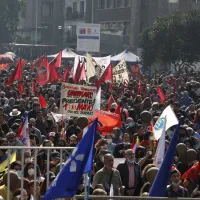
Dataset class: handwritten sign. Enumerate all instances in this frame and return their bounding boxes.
[60,83,96,118]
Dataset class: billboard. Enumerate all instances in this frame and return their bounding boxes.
[77,23,100,53]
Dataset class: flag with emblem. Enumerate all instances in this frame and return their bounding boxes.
[43,118,98,199]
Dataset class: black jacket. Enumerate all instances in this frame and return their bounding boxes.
[117,161,143,196]
[113,143,131,158]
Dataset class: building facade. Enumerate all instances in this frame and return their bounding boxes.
[85,0,169,54]
[17,0,65,49]
[63,0,86,49]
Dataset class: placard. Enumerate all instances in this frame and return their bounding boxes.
[113,59,129,83]
[60,83,96,118]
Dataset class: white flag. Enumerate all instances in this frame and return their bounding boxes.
[51,112,69,123]
[94,87,101,110]
[153,105,178,140]
[153,116,166,168]
[109,184,114,197]
[86,53,96,80]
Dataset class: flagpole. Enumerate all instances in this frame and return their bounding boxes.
[84,173,89,200]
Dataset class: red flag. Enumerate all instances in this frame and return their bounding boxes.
[31,80,37,93]
[48,63,61,83]
[115,103,121,115]
[181,162,200,180]
[31,56,45,70]
[18,81,24,94]
[88,110,122,132]
[131,64,142,80]
[63,65,71,82]
[137,81,142,94]
[39,93,48,108]
[74,61,86,84]
[50,51,62,68]
[35,57,49,86]
[107,95,115,111]
[157,87,166,103]
[97,63,113,87]
[0,64,9,71]
[7,58,23,86]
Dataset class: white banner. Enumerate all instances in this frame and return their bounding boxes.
[60,83,96,118]
[77,23,100,53]
[113,59,129,83]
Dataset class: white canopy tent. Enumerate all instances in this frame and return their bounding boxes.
[111,50,140,63]
[47,48,77,59]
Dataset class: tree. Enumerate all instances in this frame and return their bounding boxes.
[0,0,25,43]
[140,10,200,71]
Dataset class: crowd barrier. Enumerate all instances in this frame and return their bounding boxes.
[1,147,195,200]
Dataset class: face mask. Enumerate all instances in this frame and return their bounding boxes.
[100,156,104,163]
[123,142,129,145]
[128,122,134,128]
[8,142,15,146]
[106,139,112,144]
[172,180,181,186]
[25,158,31,164]
[128,159,135,164]
[28,168,34,176]
[17,170,22,177]
[149,136,154,141]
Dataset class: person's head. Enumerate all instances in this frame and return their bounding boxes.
[13,188,28,200]
[69,135,78,147]
[92,188,107,197]
[183,91,189,98]
[29,118,36,127]
[11,123,20,134]
[6,132,17,145]
[49,97,55,106]
[19,98,25,108]
[126,117,134,128]
[28,180,40,196]
[112,127,120,139]
[104,153,114,170]
[41,108,47,116]
[48,132,56,143]
[24,151,32,164]
[186,127,194,136]
[24,162,41,178]
[122,133,130,143]
[3,171,19,192]
[10,161,22,177]
[56,139,66,147]
[36,111,42,120]
[125,149,135,164]
[32,102,40,111]
[170,170,181,186]
[104,134,112,144]
[8,97,15,107]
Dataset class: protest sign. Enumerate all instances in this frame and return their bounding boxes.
[60,83,96,117]
[113,59,129,83]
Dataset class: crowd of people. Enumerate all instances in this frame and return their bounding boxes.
[0,59,200,200]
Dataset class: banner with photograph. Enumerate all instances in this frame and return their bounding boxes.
[60,83,96,117]
[113,59,129,83]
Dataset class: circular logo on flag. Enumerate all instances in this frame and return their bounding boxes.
[37,66,47,75]
[154,117,165,131]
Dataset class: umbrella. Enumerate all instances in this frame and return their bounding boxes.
[0,54,14,64]
[4,52,16,58]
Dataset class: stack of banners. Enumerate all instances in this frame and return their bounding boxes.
[88,110,122,132]
[60,83,97,118]
[0,152,16,179]
[113,59,129,83]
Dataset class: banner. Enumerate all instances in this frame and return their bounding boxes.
[0,152,16,179]
[60,83,96,118]
[113,59,129,83]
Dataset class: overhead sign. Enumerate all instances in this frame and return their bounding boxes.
[60,83,96,118]
[77,23,100,53]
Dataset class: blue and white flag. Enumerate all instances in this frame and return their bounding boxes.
[43,118,98,200]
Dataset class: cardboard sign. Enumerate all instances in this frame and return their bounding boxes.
[60,83,96,118]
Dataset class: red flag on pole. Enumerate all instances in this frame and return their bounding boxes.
[49,51,62,68]
[31,56,45,70]
[107,95,115,111]
[97,63,113,87]
[48,63,61,83]
[62,65,71,82]
[7,58,23,86]
[18,81,24,94]
[39,93,48,108]
[157,87,166,103]
[74,61,86,84]
[31,80,37,94]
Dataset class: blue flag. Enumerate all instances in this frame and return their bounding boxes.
[149,121,181,197]
[43,118,98,200]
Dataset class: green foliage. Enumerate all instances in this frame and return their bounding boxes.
[0,0,26,43]
[140,10,200,69]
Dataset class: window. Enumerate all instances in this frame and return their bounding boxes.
[99,0,105,9]
[124,0,129,7]
[73,2,77,13]
[117,0,122,7]
[42,3,53,17]
[66,6,72,19]
[106,0,111,8]
[80,1,84,17]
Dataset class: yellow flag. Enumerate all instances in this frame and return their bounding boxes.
[0,152,16,179]
[136,136,140,147]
